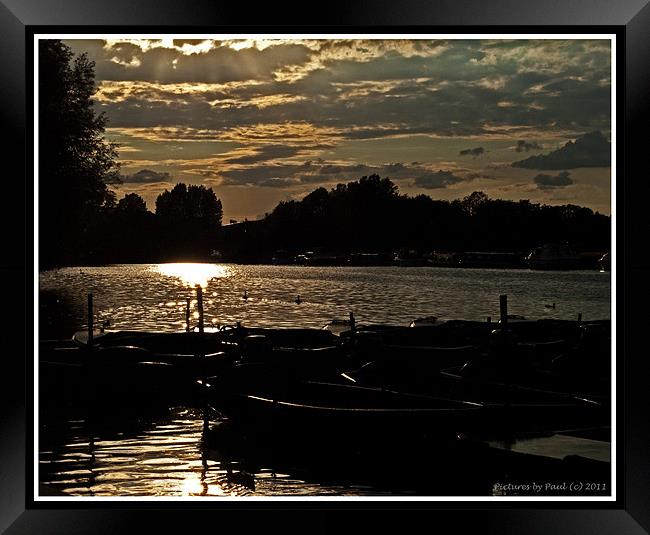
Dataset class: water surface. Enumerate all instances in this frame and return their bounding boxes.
[38,264,611,497]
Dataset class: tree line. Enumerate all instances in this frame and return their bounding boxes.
[218,176,610,262]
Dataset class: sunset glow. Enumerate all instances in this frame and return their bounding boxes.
[63,37,612,221]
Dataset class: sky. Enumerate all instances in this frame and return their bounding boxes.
[62,37,613,221]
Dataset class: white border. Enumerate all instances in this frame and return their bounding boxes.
[33,33,617,502]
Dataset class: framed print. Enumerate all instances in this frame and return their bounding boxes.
[3,0,649,532]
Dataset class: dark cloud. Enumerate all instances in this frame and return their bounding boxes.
[173,39,208,46]
[412,170,464,189]
[223,145,303,165]
[71,38,611,139]
[459,147,485,157]
[515,140,542,152]
[513,131,610,169]
[533,171,574,190]
[464,172,495,180]
[217,160,475,191]
[220,164,304,186]
[256,178,296,188]
[120,169,172,183]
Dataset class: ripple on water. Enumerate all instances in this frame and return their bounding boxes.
[38,264,610,496]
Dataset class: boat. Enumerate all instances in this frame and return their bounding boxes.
[60,326,342,389]
[525,243,582,270]
[204,377,484,451]
[456,251,525,269]
[71,325,338,353]
[394,256,429,267]
[409,315,438,327]
[598,252,610,272]
[39,340,199,405]
[427,252,460,267]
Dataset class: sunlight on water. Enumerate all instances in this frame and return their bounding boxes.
[153,263,231,288]
[182,476,229,497]
[39,264,611,337]
[38,265,611,496]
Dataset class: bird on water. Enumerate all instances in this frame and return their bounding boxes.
[544,302,556,309]
[295,295,302,305]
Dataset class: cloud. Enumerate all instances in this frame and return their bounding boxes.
[459,147,485,157]
[412,170,464,189]
[214,159,477,191]
[515,140,542,152]
[222,145,305,165]
[533,170,574,190]
[512,131,610,169]
[62,37,612,143]
[256,178,296,188]
[120,169,172,183]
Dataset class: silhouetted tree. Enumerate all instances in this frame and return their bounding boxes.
[90,193,156,263]
[117,193,148,215]
[461,191,489,216]
[222,176,610,262]
[39,40,120,268]
[154,183,223,260]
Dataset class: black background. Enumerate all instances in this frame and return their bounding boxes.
[2,0,648,531]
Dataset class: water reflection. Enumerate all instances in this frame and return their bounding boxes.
[40,405,381,497]
[154,263,231,288]
[38,265,611,496]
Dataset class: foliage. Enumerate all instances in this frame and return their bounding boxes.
[39,39,120,267]
[222,176,610,261]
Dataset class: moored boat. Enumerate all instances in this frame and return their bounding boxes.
[526,243,582,270]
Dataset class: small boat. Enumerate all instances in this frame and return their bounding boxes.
[598,252,610,272]
[437,363,608,430]
[39,342,198,405]
[456,251,525,269]
[206,377,484,453]
[70,329,238,378]
[72,325,339,354]
[526,243,582,270]
[409,315,438,327]
[63,326,342,388]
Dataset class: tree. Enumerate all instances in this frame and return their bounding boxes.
[39,40,120,267]
[117,193,148,215]
[154,183,223,260]
[94,193,155,263]
[155,183,223,229]
[461,191,489,216]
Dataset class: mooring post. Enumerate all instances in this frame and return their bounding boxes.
[349,311,356,333]
[577,312,582,324]
[498,294,512,413]
[487,316,491,324]
[499,294,508,328]
[196,285,204,333]
[185,298,191,333]
[87,293,94,347]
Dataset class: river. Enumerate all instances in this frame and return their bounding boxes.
[37,264,611,497]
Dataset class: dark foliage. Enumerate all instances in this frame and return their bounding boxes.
[38,41,224,266]
[154,184,223,260]
[88,185,223,264]
[39,40,120,268]
[220,175,610,262]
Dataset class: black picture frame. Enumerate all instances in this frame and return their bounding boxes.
[5,0,649,531]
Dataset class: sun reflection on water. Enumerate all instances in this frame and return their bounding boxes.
[181,476,230,496]
[153,263,231,288]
